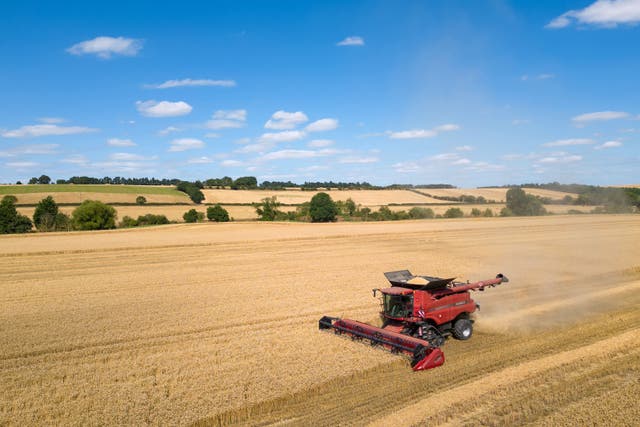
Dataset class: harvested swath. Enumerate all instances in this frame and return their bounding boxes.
[0,215,639,425]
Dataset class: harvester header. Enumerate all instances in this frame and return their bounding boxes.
[319,270,508,371]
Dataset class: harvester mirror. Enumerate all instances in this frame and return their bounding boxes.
[372,288,379,298]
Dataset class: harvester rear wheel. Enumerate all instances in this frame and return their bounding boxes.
[452,318,473,340]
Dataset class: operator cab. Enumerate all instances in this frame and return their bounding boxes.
[379,287,413,319]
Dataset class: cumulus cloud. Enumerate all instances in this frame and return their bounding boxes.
[221,159,244,167]
[337,36,365,46]
[430,153,460,161]
[136,100,193,117]
[67,36,143,59]
[595,140,623,149]
[1,124,97,138]
[388,129,437,139]
[258,130,306,143]
[6,161,39,168]
[158,126,181,136]
[543,138,595,147]
[452,158,472,165]
[38,117,65,124]
[392,161,421,173]
[433,124,460,132]
[168,138,205,152]
[0,144,59,157]
[109,152,147,161]
[305,118,339,132]
[388,123,460,139]
[187,156,214,164]
[572,111,630,123]
[146,78,236,89]
[264,111,308,130]
[260,148,338,161]
[456,145,473,151]
[338,156,379,164]
[546,0,640,29]
[207,109,247,129]
[107,138,136,147]
[61,154,89,165]
[308,139,334,148]
[538,154,583,164]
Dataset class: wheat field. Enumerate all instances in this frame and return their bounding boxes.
[1,215,639,425]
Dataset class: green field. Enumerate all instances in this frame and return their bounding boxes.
[0,184,183,196]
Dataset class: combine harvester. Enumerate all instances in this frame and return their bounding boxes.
[319,270,508,371]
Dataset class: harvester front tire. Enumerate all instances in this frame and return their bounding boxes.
[452,319,473,340]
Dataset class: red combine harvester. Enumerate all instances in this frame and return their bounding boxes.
[319,270,509,371]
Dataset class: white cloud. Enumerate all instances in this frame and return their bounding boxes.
[538,155,583,164]
[168,138,205,152]
[221,159,244,167]
[572,111,630,123]
[262,150,320,160]
[1,124,97,138]
[205,133,221,138]
[308,139,334,148]
[546,0,640,29]
[388,129,437,139]
[207,109,247,129]
[305,118,339,132]
[430,153,460,161]
[0,144,59,157]
[543,138,595,147]
[67,36,143,59]
[188,156,214,164]
[465,162,506,172]
[92,160,154,173]
[392,161,421,173]
[136,100,192,117]
[158,126,181,136]
[236,142,273,154]
[107,138,136,147]
[337,36,365,46]
[433,123,460,132]
[109,152,146,161]
[6,161,39,168]
[456,145,473,151]
[146,78,236,89]
[38,117,65,124]
[264,111,308,130]
[61,154,88,165]
[388,122,460,139]
[260,148,338,161]
[595,140,623,149]
[258,130,306,143]
[338,156,379,164]
[452,158,472,165]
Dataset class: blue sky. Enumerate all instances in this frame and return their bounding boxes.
[1,0,639,186]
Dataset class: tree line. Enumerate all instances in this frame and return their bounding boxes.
[0,195,233,234]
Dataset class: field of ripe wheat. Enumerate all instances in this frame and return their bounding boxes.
[414,187,575,201]
[1,215,638,425]
[202,189,444,205]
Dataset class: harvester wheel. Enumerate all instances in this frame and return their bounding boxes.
[452,318,473,340]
